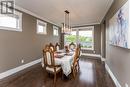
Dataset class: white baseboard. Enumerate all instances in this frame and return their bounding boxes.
[105,63,122,87]
[81,53,101,58]
[0,58,42,79]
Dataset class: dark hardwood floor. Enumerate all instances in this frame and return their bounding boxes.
[0,57,116,87]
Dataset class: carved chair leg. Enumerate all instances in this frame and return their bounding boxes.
[72,67,76,79]
[61,71,64,80]
[53,73,56,87]
[78,62,80,72]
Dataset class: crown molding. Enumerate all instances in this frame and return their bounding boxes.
[72,22,100,28]
[15,5,60,27]
[100,0,114,23]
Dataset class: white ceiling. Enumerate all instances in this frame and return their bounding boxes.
[15,0,113,27]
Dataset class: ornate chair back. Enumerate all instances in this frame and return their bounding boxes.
[77,44,81,57]
[49,43,55,52]
[74,48,79,62]
[72,47,79,78]
[55,43,60,51]
[43,48,55,67]
[69,42,76,50]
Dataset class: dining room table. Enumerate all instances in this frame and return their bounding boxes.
[42,49,75,76]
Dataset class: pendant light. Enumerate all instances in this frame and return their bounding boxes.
[62,10,71,34]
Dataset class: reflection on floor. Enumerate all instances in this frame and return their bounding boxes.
[79,61,94,86]
[0,57,116,87]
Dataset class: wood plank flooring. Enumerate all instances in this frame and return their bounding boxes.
[0,57,116,87]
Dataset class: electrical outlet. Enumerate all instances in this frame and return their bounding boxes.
[21,59,24,64]
[125,83,128,87]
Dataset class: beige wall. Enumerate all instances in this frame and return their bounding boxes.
[0,12,61,73]
[103,0,130,86]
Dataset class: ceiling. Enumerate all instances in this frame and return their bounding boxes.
[15,0,113,27]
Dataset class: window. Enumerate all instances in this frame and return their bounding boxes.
[37,20,47,34]
[0,11,22,31]
[53,26,59,36]
[64,26,94,50]
[78,28,94,50]
[64,30,76,45]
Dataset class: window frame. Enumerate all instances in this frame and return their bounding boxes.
[53,25,59,36]
[65,26,94,50]
[78,28,94,50]
[36,20,47,35]
[0,11,22,32]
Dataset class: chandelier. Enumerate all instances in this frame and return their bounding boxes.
[62,10,71,34]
